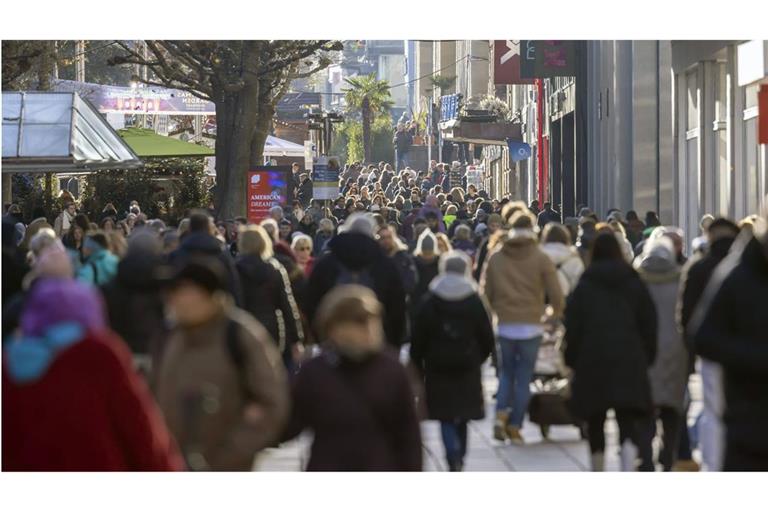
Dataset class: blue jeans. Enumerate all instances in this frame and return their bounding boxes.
[495,335,542,428]
[440,420,468,465]
[396,150,409,171]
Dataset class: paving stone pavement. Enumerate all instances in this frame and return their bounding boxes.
[255,365,703,472]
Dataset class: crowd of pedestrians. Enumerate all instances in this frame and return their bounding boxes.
[2,159,767,472]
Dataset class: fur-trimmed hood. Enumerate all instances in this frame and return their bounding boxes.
[501,228,538,258]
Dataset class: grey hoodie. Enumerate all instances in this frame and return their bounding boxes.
[637,241,688,411]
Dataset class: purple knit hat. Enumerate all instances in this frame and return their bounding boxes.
[20,278,107,338]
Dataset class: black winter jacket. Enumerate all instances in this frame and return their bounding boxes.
[306,233,407,348]
[564,260,657,419]
[678,236,736,340]
[412,256,439,307]
[694,235,768,460]
[391,250,419,297]
[100,250,167,363]
[410,292,494,421]
[236,254,303,353]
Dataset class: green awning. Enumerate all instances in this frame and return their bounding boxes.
[117,128,214,158]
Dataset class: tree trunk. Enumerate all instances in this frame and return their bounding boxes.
[212,44,261,220]
[250,101,274,168]
[36,41,56,91]
[362,97,372,164]
[213,89,260,220]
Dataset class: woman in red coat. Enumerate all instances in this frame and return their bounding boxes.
[2,269,183,471]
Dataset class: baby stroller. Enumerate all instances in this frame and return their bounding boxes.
[528,321,585,440]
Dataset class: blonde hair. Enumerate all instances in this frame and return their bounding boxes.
[608,219,627,237]
[239,224,274,260]
[542,223,571,245]
[501,201,529,225]
[487,230,509,251]
[108,231,128,258]
[291,233,313,252]
[435,232,452,254]
[509,210,535,229]
[259,218,279,242]
[29,228,58,257]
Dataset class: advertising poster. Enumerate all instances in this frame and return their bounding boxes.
[247,166,291,224]
[493,40,535,85]
[53,79,217,114]
[313,155,341,200]
[519,41,577,79]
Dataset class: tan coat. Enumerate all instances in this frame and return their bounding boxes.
[480,229,565,325]
[154,304,289,471]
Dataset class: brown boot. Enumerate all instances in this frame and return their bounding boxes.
[672,459,700,472]
[505,425,525,445]
[493,411,509,442]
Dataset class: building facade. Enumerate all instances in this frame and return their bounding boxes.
[472,39,766,249]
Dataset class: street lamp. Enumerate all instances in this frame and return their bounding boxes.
[305,110,344,156]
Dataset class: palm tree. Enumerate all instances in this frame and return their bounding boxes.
[343,73,394,163]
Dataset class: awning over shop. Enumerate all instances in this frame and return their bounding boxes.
[117,128,215,158]
[204,135,304,177]
[2,92,143,173]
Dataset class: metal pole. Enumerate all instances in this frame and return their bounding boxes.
[427,96,432,166]
[437,96,442,164]
[536,78,544,205]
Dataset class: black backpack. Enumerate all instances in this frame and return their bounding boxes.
[425,295,476,371]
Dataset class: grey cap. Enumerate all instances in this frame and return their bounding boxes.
[440,250,471,277]
[416,229,437,254]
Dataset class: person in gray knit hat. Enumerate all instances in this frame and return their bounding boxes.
[410,250,495,471]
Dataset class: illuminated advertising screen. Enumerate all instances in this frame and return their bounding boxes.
[246,166,291,224]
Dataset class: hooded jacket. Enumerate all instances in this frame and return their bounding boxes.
[637,245,688,411]
[564,260,657,418]
[306,232,407,348]
[540,242,585,296]
[481,229,565,325]
[100,244,167,364]
[77,248,119,286]
[171,232,244,307]
[410,272,495,421]
[153,304,289,471]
